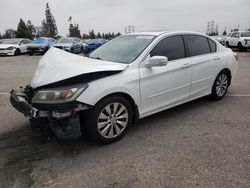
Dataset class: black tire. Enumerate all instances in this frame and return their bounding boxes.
[238,43,244,52]
[83,96,133,144]
[210,71,230,100]
[29,52,33,56]
[14,48,21,56]
[70,48,75,54]
[225,42,230,48]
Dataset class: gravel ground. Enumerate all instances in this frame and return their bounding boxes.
[0,52,249,188]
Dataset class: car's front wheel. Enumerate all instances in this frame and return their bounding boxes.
[14,48,21,56]
[83,96,133,144]
[211,71,230,100]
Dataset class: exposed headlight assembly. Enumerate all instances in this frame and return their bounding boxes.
[7,46,15,50]
[32,84,88,104]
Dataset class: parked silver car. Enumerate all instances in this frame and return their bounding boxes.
[53,37,83,53]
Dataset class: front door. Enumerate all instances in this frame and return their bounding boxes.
[139,35,191,117]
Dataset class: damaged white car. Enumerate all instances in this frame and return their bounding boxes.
[10,31,238,144]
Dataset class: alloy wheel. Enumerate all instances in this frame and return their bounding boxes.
[97,102,128,138]
[215,73,228,97]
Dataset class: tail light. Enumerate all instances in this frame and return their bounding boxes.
[233,52,238,61]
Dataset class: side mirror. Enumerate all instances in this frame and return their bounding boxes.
[146,56,168,68]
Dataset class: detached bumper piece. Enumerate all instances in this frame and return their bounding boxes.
[10,90,37,117]
[10,87,89,140]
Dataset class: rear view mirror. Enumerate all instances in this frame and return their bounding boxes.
[146,56,168,68]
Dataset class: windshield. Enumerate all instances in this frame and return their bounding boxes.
[56,38,73,43]
[1,39,20,44]
[32,38,48,44]
[89,35,155,64]
[241,32,250,37]
[87,39,103,44]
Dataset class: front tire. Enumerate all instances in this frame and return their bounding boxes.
[83,96,133,144]
[210,71,230,100]
[14,49,21,56]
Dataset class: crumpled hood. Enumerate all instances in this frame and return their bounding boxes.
[0,44,18,49]
[31,47,128,88]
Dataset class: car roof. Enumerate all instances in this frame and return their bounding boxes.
[126,31,208,37]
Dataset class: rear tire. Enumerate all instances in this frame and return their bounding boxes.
[225,42,230,48]
[238,43,244,52]
[83,96,133,144]
[210,71,230,100]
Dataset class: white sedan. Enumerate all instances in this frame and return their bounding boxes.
[0,38,32,56]
[10,31,238,144]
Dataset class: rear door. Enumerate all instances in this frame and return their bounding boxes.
[139,35,191,116]
[185,35,219,99]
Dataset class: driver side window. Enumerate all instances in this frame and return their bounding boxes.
[150,35,186,61]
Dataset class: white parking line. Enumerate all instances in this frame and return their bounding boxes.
[227,94,250,97]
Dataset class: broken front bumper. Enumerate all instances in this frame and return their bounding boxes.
[10,88,89,140]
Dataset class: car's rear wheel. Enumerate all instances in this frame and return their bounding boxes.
[238,43,245,52]
[211,71,230,100]
[83,96,133,144]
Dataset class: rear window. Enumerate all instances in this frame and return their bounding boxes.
[186,35,211,56]
[208,39,216,53]
[241,32,250,37]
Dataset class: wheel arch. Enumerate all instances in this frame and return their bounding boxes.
[94,92,139,123]
[219,68,232,85]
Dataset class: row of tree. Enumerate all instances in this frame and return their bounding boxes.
[0,3,121,40]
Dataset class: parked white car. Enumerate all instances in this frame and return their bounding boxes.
[225,31,250,51]
[10,31,238,144]
[53,37,83,54]
[0,38,32,56]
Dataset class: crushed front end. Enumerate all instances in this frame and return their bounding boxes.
[10,84,89,140]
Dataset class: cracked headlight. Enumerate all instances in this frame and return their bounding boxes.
[32,84,88,104]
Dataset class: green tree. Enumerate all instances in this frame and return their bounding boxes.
[69,23,81,38]
[89,30,95,39]
[41,3,58,37]
[82,33,89,39]
[96,32,101,38]
[16,19,29,38]
[26,20,36,39]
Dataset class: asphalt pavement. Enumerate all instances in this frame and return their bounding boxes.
[0,52,249,188]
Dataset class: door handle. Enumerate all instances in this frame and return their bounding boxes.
[213,57,220,61]
[182,63,191,68]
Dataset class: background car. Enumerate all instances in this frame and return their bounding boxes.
[83,38,106,54]
[225,31,250,51]
[211,35,226,45]
[53,37,83,53]
[0,38,32,56]
[27,37,55,55]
